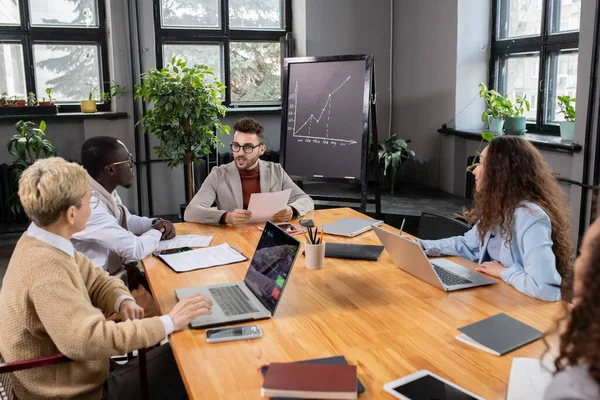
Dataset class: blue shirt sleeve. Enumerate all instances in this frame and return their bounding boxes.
[417,224,481,262]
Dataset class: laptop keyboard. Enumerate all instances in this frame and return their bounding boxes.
[209,286,259,317]
[432,265,473,286]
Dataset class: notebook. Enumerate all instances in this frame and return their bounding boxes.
[260,355,366,398]
[456,313,542,356]
[302,243,384,261]
[261,362,357,399]
[506,358,554,400]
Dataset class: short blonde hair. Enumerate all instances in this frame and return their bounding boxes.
[18,157,89,226]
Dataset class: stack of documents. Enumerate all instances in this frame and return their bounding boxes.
[158,234,213,249]
[156,243,247,273]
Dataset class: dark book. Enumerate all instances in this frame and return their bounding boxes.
[456,313,543,356]
[260,355,365,399]
[261,362,357,399]
[302,243,384,261]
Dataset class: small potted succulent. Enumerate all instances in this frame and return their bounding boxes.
[81,82,125,113]
[557,95,575,141]
[27,92,37,107]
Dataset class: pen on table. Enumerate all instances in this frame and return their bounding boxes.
[399,217,406,236]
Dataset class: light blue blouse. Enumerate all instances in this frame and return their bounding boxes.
[418,202,562,301]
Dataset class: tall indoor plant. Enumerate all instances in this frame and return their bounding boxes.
[135,57,230,203]
[557,95,576,141]
[378,134,415,195]
[478,83,510,132]
[6,120,57,218]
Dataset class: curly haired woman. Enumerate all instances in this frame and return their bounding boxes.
[418,136,572,301]
[544,218,600,398]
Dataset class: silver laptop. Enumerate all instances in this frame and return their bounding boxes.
[323,218,384,237]
[175,221,300,329]
[372,225,496,291]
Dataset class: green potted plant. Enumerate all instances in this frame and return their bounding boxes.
[378,134,416,195]
[39,87,56,107]
[557,95,576,141]
[27,92,37,107]
[478,83,510,132]
[6,120,57,218]
[135,56,230,206]
[81,82,126,113]
[504,94,530,135]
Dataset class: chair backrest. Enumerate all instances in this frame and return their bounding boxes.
[417,212,471,240]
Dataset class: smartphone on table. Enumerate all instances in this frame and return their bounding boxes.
[383,370,484,400]
[205,325,263,343]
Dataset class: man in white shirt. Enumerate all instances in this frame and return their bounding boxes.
[72,137,176,295]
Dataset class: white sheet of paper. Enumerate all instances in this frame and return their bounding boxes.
[506,357,555,400]
[158,234,213,249]
[158,243,246,272]
[247,189,292,223]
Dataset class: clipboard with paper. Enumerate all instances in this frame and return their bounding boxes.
[154,243,248,273]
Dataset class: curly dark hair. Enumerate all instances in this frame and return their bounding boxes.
[552,219,600,387]
[466,136,573,278]
[233,117,265,142]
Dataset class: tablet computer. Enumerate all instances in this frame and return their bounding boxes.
[383,370,484,400]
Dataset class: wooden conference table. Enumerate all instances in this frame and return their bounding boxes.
[142,208,564,399]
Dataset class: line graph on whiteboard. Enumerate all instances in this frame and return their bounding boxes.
[286,76,358,146]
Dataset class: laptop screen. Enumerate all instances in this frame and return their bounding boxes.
[244,221,300,314]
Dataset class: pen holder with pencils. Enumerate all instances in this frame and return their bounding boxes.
[305,242,326,270]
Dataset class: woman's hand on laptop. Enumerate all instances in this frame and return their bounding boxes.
[475,261,505,277]
[169,294,214,331]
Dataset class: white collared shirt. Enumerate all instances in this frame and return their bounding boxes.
[71,191,162,271]
[28,223,174,335]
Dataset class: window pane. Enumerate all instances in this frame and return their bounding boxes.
[546,51,578,122]
[229,0,283,29]
[160,0,220,28]
[0,43,26,96]
[498,0,542,39]
[34,44,101,102]
[30,0,98,27]
[0,0,20,25]
[230,41,280,103]
[162,44,223,83]
[550,0,581,33]
[500,53,540,121]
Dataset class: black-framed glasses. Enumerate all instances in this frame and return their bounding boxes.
[106,153,134,168]
[230,142,263,154]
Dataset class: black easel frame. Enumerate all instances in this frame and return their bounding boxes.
[279,54,381,217]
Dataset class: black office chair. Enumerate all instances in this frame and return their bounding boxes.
[417,212,471,240]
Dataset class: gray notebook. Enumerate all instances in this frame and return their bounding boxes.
[323,218,384,237]
[456,313,542,356]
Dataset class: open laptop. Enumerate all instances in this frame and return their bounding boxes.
[372,225,496,291]
[323,218,384,237]
[175,221,300,329]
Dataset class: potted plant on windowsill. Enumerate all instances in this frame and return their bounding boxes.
[479,83,510,132]
[504,94,530,135]
[39,87,56,107]
[135,57,230,213]
[378,134,416,195]
[81,82,125,113]
[557,95,576,141]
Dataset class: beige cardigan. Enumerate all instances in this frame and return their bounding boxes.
[0,234,166,400]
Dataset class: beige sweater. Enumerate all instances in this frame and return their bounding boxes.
[0,233,167,400]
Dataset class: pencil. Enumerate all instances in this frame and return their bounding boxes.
[303,230,311,244]
[319,228,324,244]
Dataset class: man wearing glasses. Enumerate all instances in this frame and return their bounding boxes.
[184,117,314,226]
[72,137,175,315]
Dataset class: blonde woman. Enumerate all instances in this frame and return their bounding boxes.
[0,157,212,400]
